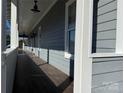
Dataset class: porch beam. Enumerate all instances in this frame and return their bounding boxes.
[74,0,92,93]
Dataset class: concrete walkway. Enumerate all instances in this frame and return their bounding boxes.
[13,51,73,93]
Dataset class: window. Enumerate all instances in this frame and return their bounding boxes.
[65,0,76,59]
[89,0,123,57]
[6,20,11,48]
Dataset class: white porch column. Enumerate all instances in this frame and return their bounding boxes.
[1,0,7,93]
[22,42,25,50]
[11,2,18,48]
[74,0,92,93]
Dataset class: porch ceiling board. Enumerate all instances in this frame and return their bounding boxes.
[18,0,56,35]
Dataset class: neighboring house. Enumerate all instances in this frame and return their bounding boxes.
[1,0,123,93]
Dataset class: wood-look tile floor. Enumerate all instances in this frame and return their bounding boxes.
[13,51,73,93]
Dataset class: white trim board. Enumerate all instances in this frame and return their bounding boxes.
[64,0,76,59]
[88,0,94,57]
[88,0,123,57]
[74,0,92,93]
[90,53,123,58]
[31,0,57,32]
[116,0,123,53]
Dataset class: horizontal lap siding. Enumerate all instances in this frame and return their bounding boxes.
[97,10,117,23]
[97,20,116,32]
[49,50,70,75]
[26,1,72,76]
[37,0,67,73]
[96,30,116,39]
[39,48,48,62]
[92,82,122,93]
[98,0,117,15]
[92,57,123,93]
[92,0,122,92]
[93,0,117,53]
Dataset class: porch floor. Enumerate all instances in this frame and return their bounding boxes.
[13,50,73,93]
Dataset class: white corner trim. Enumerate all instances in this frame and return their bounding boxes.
[74,0,92,93]
[88,0,94,56]
[31,0,57,31]
[116,0,123,53]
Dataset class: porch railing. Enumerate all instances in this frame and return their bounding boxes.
[2,48,17,93]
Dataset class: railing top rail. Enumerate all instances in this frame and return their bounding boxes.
[3,47,17,57]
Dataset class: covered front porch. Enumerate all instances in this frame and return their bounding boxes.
[1,0,123,93]
[13,50,73,93]
[2,0,81,93]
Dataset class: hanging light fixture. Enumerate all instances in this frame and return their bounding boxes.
[31,0,40,13]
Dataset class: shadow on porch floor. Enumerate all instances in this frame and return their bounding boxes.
[13,50,73,93]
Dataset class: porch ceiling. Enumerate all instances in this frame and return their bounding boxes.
[18,0,56,35]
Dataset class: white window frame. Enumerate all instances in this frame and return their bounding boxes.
[89,0,123,58]
[64,0,76,59]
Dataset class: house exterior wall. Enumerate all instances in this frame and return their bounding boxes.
[92,0,117,53]
[25,0,74,77]
[92,0,123,93]
[92,57,123,93]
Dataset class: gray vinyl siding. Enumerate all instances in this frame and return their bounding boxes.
[92,0,117,53]
[39,48,48,62]
[92,0,123,92]
[26,0,73,76]
[49,50,70,74]
[92,57,123,93]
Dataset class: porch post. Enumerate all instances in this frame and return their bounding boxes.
[74,0,92,93]
[11,2,18,48]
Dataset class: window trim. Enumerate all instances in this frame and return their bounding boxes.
[64,0,76,59]
[89,0,123,58]
[115,0,123,54]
